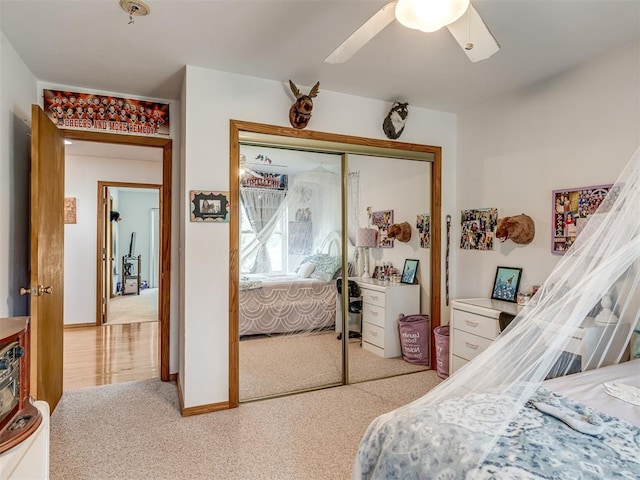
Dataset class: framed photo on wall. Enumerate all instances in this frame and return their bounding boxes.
[491,266,522,303]
[64,197,77,224]
[401,259,419,284]
[190,190,230,222]
[551,184,617,254]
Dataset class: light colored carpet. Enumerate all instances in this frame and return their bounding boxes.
[108,288,158,325]
[50,371,443,480]
[240,331,429,401]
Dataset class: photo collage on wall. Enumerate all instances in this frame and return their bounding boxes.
[417,213,430,248]
[552,184,616,254]
[460,208,498,250]
[44,89,170,136]
[371,210,394,248]
[240,172,288,190]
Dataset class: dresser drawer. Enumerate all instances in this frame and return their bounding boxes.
[451,354,468,373]
[451,329,493,361]
[452,309,499,340]
[540,326,582,356]
[362,322,385,349]
[363,289,386,308]
[363,303,385,328]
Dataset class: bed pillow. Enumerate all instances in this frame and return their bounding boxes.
[297,262,316,278]
[310,255,342,282]
[332,261,355,280]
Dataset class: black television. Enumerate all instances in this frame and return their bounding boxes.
[128,232,136,257]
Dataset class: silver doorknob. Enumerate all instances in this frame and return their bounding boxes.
[19,287,35,296]
[38,285,53,295]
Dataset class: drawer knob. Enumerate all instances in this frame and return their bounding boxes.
[371,331,378,336]
[465,320,479,327]
[465,342,479,350]
[371,311,378,316]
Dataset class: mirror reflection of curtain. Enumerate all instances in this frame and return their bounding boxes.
[348,171,360,242]
[240,188,286,273]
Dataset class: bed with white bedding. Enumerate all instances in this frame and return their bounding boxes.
[354,359,640,479]
[239,272,336,336]
[544,358,640,427]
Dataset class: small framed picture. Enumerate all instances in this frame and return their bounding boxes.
[190,190,229,222]
[401,259,419,284]
[64,197,77,224]
[491,266,523,303]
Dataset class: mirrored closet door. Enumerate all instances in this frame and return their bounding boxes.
[238,145,344,401]
[345,155,432,384]
[230,120,441,406]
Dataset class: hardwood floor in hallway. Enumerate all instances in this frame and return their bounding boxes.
[63,322,159,390]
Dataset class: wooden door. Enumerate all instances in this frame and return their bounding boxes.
[99,186,111,324]
[29,105,65,411]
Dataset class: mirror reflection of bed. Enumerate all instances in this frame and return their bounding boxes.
[238,143,433,402]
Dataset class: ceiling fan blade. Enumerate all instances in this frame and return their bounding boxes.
[324,1,397,64]
[447,4,499,62]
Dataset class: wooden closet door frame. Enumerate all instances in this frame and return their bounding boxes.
[228,120,442,407]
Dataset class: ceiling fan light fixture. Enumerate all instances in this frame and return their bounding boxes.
[395,0,470,33]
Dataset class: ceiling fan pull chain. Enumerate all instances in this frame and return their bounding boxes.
[464,8,474,51]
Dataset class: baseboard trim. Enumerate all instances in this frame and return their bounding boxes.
[63,322,96,329]
[176,373,231,416]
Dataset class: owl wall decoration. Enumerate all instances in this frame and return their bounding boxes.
[288,80,320,129]
[382,102,409,140]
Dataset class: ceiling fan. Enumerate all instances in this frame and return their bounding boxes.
[324,0,499,64]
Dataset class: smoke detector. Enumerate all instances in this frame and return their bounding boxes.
[119,0,150,24]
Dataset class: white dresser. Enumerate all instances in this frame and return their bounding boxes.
[449,298,520,374]
[355,278,420,358]
[449,298,632,375]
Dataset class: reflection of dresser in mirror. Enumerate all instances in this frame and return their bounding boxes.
[337,277,420,358]
[122,255,141,295]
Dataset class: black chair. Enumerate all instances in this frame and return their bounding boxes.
[336,278,362,340]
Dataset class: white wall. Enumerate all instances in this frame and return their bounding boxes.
[0,32,37,317]
[455,40,640,301]
[351,155,431,311]
[64,155,162,325]
[181,66,457,408]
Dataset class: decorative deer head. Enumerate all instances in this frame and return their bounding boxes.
[288,80,320,129]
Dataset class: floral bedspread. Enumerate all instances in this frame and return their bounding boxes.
[354,389,640,479]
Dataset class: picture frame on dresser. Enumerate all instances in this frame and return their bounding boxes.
[491,266,522,303]
[401,259,419,284]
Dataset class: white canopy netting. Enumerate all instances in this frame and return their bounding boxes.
[354,147,640,479]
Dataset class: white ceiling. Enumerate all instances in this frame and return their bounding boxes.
[2,0,639,114]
